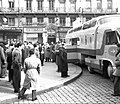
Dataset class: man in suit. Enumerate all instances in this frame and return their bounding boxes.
[112,43,120,96]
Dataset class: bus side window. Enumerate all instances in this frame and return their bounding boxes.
[72,38,78,45]
[83,22,90,30]
[90,20,97,27]
[106,31,118,45]
[77,38,80,45]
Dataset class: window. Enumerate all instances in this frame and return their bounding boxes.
[90,37,92,43]
[37,17,43,23]
[86,0,91,9]
[90,20,97,27]
[0,1,2,7]
[71,38,79,45]
[59,0,66,12]
[69,0,76,12]
[49,17,55,23]
[107,0,112,9]
[60,17,66,26]
[97,0,102,9]
[38,0,43,10]
[49,0,54,10]
[106,31,118,45]
[69,0,76,4]
[69,29,74,34]
[81,37,83,44]
[26,17,32,25]
[86,17,92,21]
[70,17,76,26]
[74,26,82,32]
[9,1,14,8]
[8,18,15,26]
[85,36,87,45]
[83,22,90,30]
[26,0,32,10]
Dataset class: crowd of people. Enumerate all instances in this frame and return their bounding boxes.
[2,40,120,100]
[0,40,69,101]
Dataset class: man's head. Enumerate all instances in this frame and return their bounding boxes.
[29,48,35,55]
[117,43,120,48]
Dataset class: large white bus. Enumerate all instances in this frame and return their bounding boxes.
[65,14,120,81]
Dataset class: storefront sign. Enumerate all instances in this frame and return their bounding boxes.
[24,28,43,33]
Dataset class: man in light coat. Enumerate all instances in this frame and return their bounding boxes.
[18,48,41,101]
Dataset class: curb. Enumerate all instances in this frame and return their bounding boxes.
[0,65,83,103]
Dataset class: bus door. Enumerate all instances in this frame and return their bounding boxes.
[66,37,79,63]
[104,30,119,61]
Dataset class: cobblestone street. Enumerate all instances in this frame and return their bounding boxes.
[12,66,120,104]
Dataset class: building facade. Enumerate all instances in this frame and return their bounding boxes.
[0,0,119,44]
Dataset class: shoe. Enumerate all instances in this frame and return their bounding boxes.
[14,90,20,93]
[32,97,37,101]
[18,95,25,99]
[61,75,70,78]
[56,70,60,72]
[18,95,21,99]
[66,75,70,77]
[111,94,120,96]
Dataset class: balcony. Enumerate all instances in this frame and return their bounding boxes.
[0,7,19,13]
[82,8,118,14]
[0,7,118,14]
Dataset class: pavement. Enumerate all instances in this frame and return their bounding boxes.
[0,62,82,103]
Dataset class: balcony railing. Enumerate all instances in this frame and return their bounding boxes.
[0,7,118,14]
[0,7,19,13]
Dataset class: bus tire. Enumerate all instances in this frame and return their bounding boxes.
[87,66,94,74]
[107,64,114,82]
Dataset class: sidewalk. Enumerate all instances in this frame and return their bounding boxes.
[0,62,82,103]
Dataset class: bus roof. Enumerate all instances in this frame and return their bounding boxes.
[66,14,120,38]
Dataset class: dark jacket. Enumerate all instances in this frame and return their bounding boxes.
[0,46,6,74]
[59,47,68,72]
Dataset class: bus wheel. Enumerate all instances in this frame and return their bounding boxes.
[88,66,94,74]
[107,64,114,82]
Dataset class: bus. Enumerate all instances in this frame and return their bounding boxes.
[65,14,120,81]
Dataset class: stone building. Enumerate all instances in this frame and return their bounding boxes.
[0,0,119,44]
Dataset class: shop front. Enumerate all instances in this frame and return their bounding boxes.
[0,28,22,43]
[47,33,56,44]
[23,27,44,44]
